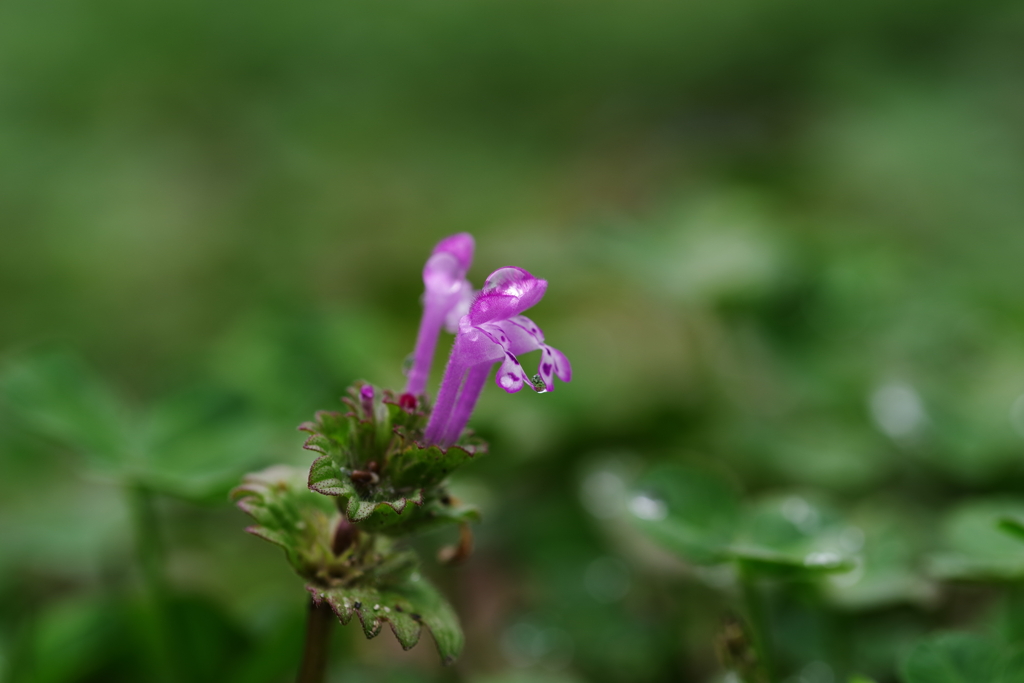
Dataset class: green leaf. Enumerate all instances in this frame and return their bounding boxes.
[308,453,480,535]
[302,399,484,535]
[139,418,276,502]
[17,595,117,683]
[928,499,1024,582]
[0,352,134,469]
[138,391,279,501]
[309,570,464,664]
[386,438,483,490]
[726,495,858,577]
[299,410,354,477]
[627,463,857,577]
[0,353,277,500]
[626,460,742,564]
[230,465,340,579]
[900,632,1006,683]
[998,515,1024,543]
[822,505,933,610]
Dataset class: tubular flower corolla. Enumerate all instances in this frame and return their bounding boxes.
[423,266,571,447]
[404,233,476,397]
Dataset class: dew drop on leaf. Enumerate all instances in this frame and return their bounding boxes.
[629,494,667,521]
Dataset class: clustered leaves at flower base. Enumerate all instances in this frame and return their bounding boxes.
[232,233,571,665]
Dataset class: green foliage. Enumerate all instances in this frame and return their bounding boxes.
[823,506,933,610]
[0,352,133,470]
[1000,516,1024,543]
[230,466,339,581]
[900,632,1024,683]
[628,461,741,564]
[928,499,1024,582]
[311,571,463,664]
[0,351,274,500]
[629,460,856,578]
[727,496,856,577]
[231,449,466,664]
[302,386,483,535]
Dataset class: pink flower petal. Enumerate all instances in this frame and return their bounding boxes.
[548,345,572,382]
[468,267,547,325]
[432,232,474,271]
[496,352,530,393]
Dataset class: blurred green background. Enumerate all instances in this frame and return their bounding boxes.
[6,0,1024,681]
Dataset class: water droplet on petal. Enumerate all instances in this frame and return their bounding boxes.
[531,374,548,393]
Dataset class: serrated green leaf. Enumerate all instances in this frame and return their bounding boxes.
[360,497,481,536]
[298,410,352,464]
[308,453,480,535]
[307,453,349,497]
[302,394,485,535]
[387,440,482,490]
[230,465,340,579]
[384,399,426,434]
[307,453,424,527]
[310,571,463,664]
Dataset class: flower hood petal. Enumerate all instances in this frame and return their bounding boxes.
[468,267,547,325]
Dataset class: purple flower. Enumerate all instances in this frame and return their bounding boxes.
[359,384,375,417]
[423,266,571,447]
[404,233,476,396]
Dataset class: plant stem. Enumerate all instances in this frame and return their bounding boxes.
[738,565,774,683]
[297,598,335,683]
[130,483,166,591]
[127,482,177,683]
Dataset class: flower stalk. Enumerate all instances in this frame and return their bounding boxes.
[296,598,335,683]
[739,565,774,683]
